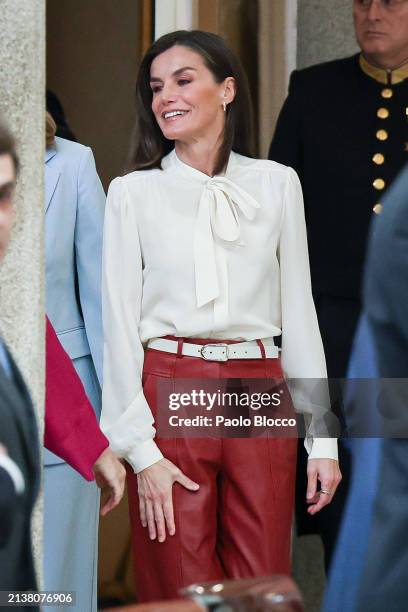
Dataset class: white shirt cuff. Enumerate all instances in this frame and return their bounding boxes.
[307,437,338,461]
[127,438,164,473]
[0,455,25,494]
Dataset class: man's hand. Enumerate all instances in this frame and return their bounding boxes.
[92,448,126,516]
[0,444,7,456]
[306,458,342,515]
[137,458,199,543]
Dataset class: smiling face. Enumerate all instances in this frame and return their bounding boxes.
[354,0,408,67]
[150,45,235,145]
[0,153,15,262]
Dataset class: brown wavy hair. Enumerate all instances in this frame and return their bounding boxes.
[127,30,254,176]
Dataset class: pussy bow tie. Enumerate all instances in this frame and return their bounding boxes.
[194,176,260,308]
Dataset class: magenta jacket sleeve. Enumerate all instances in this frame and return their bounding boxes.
[44,317,109,481]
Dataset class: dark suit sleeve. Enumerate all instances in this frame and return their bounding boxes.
[0,467,17,548]
[356,440,408,612]
[268,70,303,174]
[355,168,408,610]
[364,166,408,377]
[44,317,109,481]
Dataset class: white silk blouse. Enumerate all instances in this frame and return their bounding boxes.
[101,149,338,473]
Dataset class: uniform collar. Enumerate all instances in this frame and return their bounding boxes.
[359,53,408,85]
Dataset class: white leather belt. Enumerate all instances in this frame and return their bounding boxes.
[146,338,279,362]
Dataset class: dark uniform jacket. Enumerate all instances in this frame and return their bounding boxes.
[0,343,40,610]
[269,53,408,563]
[269,53,408,377]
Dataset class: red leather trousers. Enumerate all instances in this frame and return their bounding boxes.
[127,338,297,602]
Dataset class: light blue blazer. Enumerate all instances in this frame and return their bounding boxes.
[44,136,105,466]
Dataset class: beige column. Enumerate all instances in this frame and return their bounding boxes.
[197,0,259,149]
[258,0,297,157]
[196,0,296,157]
[155,0,197,38]
[0,0,45,582]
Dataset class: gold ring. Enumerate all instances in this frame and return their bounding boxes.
[320,489,332,496]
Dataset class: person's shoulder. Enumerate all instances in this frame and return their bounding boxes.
[54,136,91,158]
[49,137,97,176]
[122,167,163,182]
[292,54,359,86]
[107,168,163,203]
[231,153,290,177]
[296,54,358,77]
[112,167,164,193]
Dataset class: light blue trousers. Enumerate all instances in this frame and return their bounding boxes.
[43,355,101,612]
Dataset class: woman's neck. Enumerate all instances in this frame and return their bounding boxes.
[175,133,223,177]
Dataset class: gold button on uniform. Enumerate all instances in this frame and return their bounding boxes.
[373,178,386,190]
[372,153,385,165]
[381,88,393,99]
[373,203,383,215]
[376,129,388,141]
[377,107,389,119]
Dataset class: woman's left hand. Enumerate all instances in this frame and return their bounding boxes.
[306,459,342,515]
[93,448,126,516]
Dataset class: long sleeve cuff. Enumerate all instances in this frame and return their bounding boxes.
[45,399,109,481]
[307,437,338,461]
[126,438,163,474]
[56,411,109,481]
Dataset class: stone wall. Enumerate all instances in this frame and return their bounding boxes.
[0,0,45,582]
[297,0,358,68]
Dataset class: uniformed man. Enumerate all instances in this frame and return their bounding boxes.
[269,0,408,569]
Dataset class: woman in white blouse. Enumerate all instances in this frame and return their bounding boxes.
[102,30,341,602]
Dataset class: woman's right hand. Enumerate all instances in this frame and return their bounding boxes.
[137,458,199,542]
